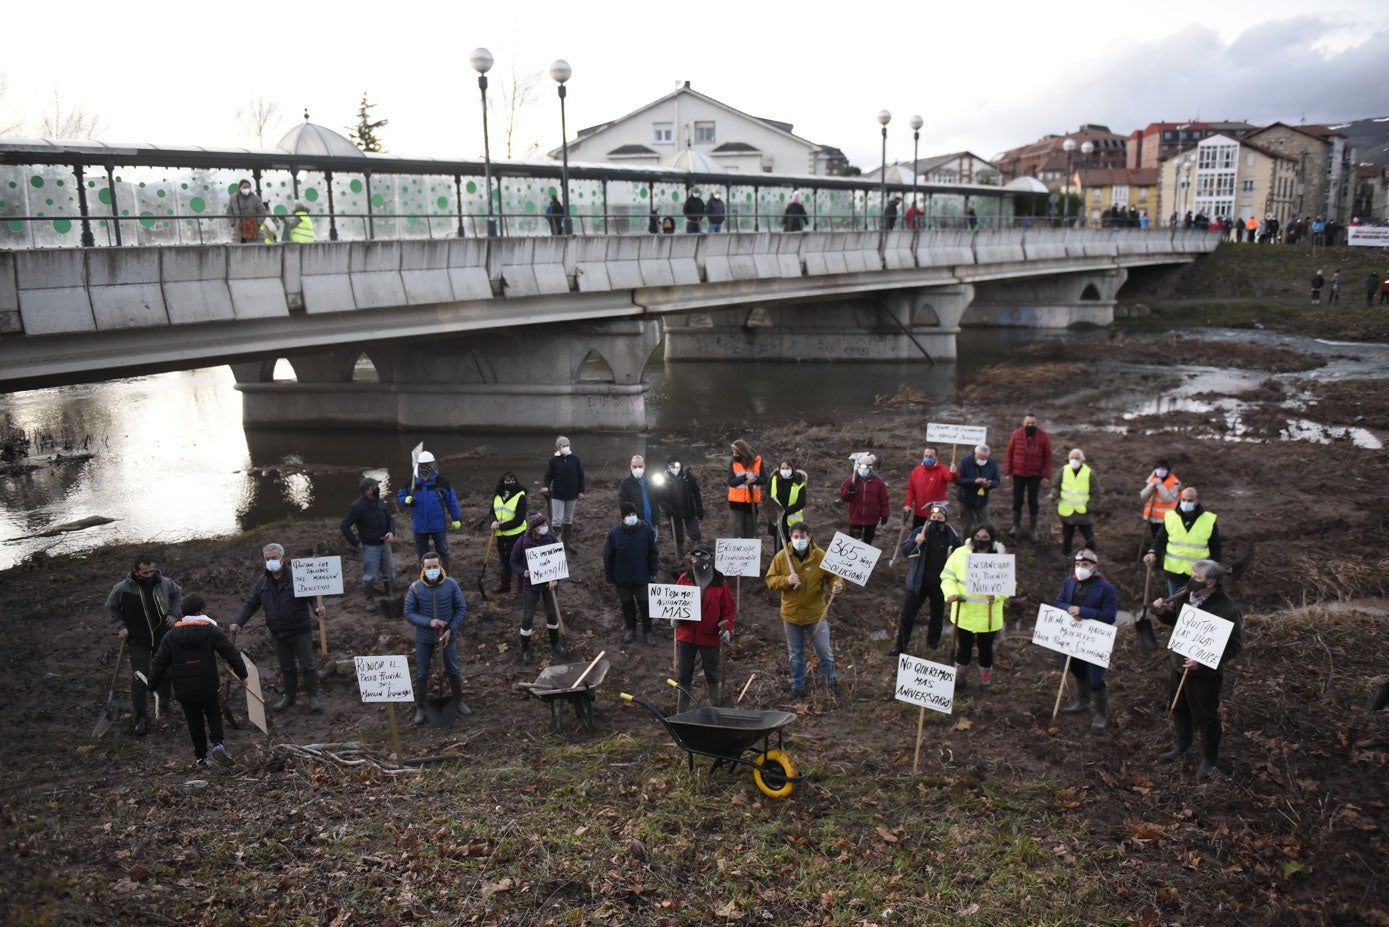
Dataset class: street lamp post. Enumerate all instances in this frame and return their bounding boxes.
[550,59,573,235]
[878,109,891,230]
[909,114,922,230]
[1182,154,1195,227]
[1080,140,1094,226]
[469,47,498,237]
[1062,137,1076,226]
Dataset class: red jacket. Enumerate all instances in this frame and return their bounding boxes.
[903,462,958,517]
[675,571,736,646]
[1005,428,1052,479]
[839,472,891,525]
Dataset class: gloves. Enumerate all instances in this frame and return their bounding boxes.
[451,521,461,530]
[879,516,889,526]
[719,629,731,645]
[404,495,414,505]
[669,617,679,629]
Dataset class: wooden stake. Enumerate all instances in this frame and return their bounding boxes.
[734,576,741,621]
[386,703,403,766]
[572,650,607,689]
[912,706,927,775]
[1169,665,1191,715]
[1051,655,1072,722]
[737,673,756,704]
[888,518,911,568]
[316,594,328,658]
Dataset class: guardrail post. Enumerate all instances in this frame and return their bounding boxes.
[365,172,376,240]
[325,170,339,241]
[73,163,95,248]
[104,164,122,247]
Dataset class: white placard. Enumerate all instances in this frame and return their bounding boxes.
[821,531,882,587]
[1031,604,1118,669]
[1348,226,1389,247]
[893,654,955,714]
[354,655,415,703]
[965,553,1015,596]
[291,556,343,597]
[1168,603,1236,670]
[926,422,987,446]
[715,538,762,578]
[648,583,702,623]
[524,543,570,583]
[243,655,267,734]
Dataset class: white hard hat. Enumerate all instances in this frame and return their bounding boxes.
[417,451,436,464]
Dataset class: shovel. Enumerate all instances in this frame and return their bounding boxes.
[1134,563,1159,653]
[92,639,127,738]
[378,541,404,620]
[476,533,496,602]
[423,637,458,729]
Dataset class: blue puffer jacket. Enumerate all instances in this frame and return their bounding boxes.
[404,573,466,644]
[603,521,659,586]
[397,473,462,534]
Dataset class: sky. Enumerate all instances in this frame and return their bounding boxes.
[4,1,1388,170]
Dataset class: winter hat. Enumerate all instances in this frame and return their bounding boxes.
[620,501,638,516]
[526,512,549,528]
[359,476,380,492]
[689,542,713,557]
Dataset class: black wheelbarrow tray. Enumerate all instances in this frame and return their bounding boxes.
[521,656,610,732]
[621,692,804,798]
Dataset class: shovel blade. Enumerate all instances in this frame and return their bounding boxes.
[424,697,458,728]
[377,594,404,621]
[1134,617,1159,654]
[92,705,114,738]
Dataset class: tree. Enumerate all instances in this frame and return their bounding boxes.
[497,66,544,159]
[348,93,387,153]
[237,97,282,147]
[0,75,23,137]
[39,91,104,139]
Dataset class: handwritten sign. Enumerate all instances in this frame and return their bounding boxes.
[648,583,701,623]
[243,655,267,734]
[1168,604,1235,670]
[354,655,415,703]
[524,543,570,584]
[1031,604,1117,669]
[926,422,987,446]
[821,531,882,587]
[965,553,1015,596]
[715,538,762,578]
[291,556,343,597]
[893,654,955,714]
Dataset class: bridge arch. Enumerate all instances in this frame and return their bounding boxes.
[1079,283,1102,301]
[577,349,616,383]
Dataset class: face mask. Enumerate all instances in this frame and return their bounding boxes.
[975,457,988,466]
[135,571,157,585]
[1185,576,1207,594]
[1070,459,1082,470]
[631,467,644,479]
[425,567,441,581]
[922,457,936,467]
[1075,566,1094,581]
[669,464,680,475]
[973,539,991,552]
[792,538,809,552]
[1179,500,1196,513]
[240,186,251,195]
[693,559,712,575]
[537,525,549,536]
[624,515,638,527]
[419,466,435,478]
[779,468,792,479]
[265,559,282,572]
[559,446,571,456]
[1155,468,1169,479]
[857,467,871,478]
[1025,425,1037,436]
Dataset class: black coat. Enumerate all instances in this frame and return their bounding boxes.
[543,453,586,501]
[659,469,704,520]
[147,620,247,703]
[1154,587,1243,675]
[340,493,395,546]
[902,522,961,594]
[233,567,313,638]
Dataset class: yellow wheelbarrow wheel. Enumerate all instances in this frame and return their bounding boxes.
[753,749,797,799]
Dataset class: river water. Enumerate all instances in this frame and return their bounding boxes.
[1,328,1385,570]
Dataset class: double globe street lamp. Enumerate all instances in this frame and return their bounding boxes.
[909,114,923,230]
[469,47,498,237]
[878,109,891,230]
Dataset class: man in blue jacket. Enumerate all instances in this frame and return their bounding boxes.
[396,451,461,573]
[404,552,469,723]
[1054,549,1118,729]
[230,543,325,712]
[955,443,1001,538]
[604,501,660,644]
[341,477,395,596]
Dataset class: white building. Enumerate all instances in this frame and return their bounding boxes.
[551,82,848,176]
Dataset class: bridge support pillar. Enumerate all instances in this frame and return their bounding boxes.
[965,269,1126,328]
[235,318,662,431]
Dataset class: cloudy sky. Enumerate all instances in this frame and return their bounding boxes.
[4,0,1387,169]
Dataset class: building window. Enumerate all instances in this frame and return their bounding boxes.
[694,121,716,144]
[653,123,673,144]
[1138,189,1148,203]
[1242,179,1255,193]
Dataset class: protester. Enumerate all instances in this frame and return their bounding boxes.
[892,503,961,655]
[1311,270,1325,306]
[955,444,1000,537]
[782,196,808,232]
[903,445,958,528]
[227,178,266,244]
[230,543,325,712]
[283,202,314,243]
[489,471,527,594]
[1139,458,1181,538]
[1053,550,1118,728]
[396,451,461,572]
[1367,271,1381,308]
[541,436,586,548]
[767,458,807,547]
[705,191,726,233]
[618,455,660,542]
[146,595,247,769]
[839,452,890,545]
[511,512,565,663]
[340,477,395,596]
[674,543,737,711]
[1329,270,1342,306]
[658,455,705,560]
[1144,487,1221,596]
[683,188,705,233]
[1056,447,1099,556]
[605,501,660,644]
[727,439,764,539]
[403,552,469,723]
[765,524,844,700]
[1005,413,1052,541]
[105,555,182,735]
[941,524,1010,693]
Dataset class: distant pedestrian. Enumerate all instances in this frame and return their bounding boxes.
[683,188,705,233]
[1329,270,1342,305]
[227,179,266,244]
[283,202,314,244]
[340,477,395,596]
[1368,271,1382,307]
[1380,270,1389,306]
[903,445,958,529]
[883,195,901,230]
[146,595,247,769]
[905,199,924,230]
[1311,270,1325,305]
[618,454,660,542]
[782,196,808,232]
[545,194,565,236]
[705,191,726,232]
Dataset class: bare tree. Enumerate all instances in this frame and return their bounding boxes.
[497,65,545,159]
[0,75,23,137]
[39,91,104,139]
[237,96,282,147]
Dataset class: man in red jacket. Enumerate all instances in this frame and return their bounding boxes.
[1005,413,1052,542]
[903,445,959,528]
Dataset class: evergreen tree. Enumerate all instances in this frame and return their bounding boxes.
[348,92,388,152]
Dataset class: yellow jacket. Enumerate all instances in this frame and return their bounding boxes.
[765,543,841,626]
[939,545,1009,633]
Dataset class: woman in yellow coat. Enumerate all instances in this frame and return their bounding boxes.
[940,523,1010,692]
[765,523,845,700]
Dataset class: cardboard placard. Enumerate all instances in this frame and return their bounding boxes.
[354,655,415,703]
[821,531,882,587]
[524,543,570,584]
[243,656,267,734]
[715,538,762,578]
[965,553,1015,596]
[926,422,987,446]
[648,583,702,623]
[1168,603,1236,669]
[894,654,956,714]
[1031,604,1117,669]
[291,556,343,597]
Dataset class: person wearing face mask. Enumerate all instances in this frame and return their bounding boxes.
[230,543,326,712]
[541,435,586,549]
[658,455,705,561]
[891,504,961,656]
[765,524,845,700]
[105,555,183,735]
[1005,413,1053,542]
[404,552,469,723]
[396,451,462,574]
[1053,550,1118,728]
[903,446,958,529]
[674,543,737,711]
[605,502,661,644]
[1150,560,1243,778]
[489,472,528,594]
[226,178,267,244]
[954,444,1001,538]
[511,512,565,663]
[1139,458,1181,538]
[341,477,396,596]
[1056,448,1099,557]
[767,458,808,549]
[940,526,1010,693]
[839,453,891,546]
[618,455,660,543]
[1144,487,1221,597]
[727,439,765,540]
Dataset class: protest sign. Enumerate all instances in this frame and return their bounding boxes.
[648,583,702,623]
[965,554,1015,596]
[525,544,570,584]
[354,655,415,703]
[715,538,762,578]
[821,531,882,587]
[894,654,956,714]
[243,656,267,734]
[291,556,343,597]
[1032,604,1117,669]
[926,422,987,447]
[1168,603,1236,670]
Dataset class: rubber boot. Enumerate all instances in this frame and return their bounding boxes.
[676,688,691,714]
[708,681,722,710]
[1028,515,1040,543]
[413,691,426,725]
[449,676,471,717]
[1009,514,1021,537]
[1091,688,1109,729]
[955,664,969,693]
[1061,687,1091,715]
[1197,749,1219,779]
[549,626,568,656]
[520,634,532,665]
[273,669,298,712]
[979,667,1000,693]
[493,573,510,594]
[304,670,323,712]
[439,551,451,575]
[1159,716,1193,761]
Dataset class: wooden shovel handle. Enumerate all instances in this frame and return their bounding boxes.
[572,650,607,689]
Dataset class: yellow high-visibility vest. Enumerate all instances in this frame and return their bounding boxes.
[1058,464,1091,516]
[493,492,526,537]
[289,211,315,243]
[770,475,804,524]
[1162,509,1216,576]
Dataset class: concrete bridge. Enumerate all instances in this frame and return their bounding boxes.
[0,227,1215,429]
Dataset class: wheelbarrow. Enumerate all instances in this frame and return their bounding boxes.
[519,651,609,732]
[621,683,803,799]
